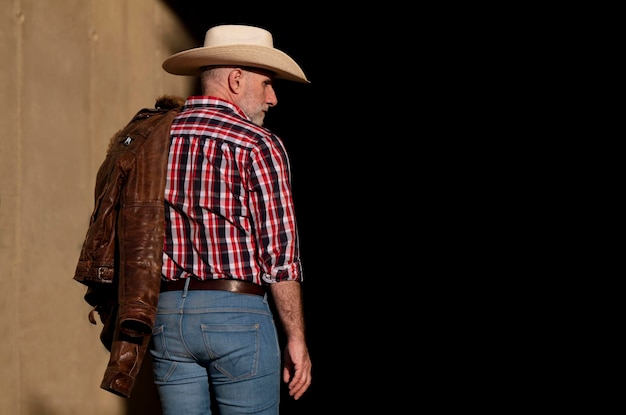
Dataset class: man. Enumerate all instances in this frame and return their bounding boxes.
[152,24,312,414]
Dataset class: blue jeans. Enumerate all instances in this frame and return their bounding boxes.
[150,280,281,415]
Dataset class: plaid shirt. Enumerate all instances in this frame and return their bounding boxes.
[162,96,303,285]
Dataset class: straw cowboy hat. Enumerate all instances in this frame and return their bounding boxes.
[162,24,310,83]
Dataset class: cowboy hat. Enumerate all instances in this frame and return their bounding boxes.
[162,24,310,83]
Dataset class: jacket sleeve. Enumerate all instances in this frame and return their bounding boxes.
[114,108,176,337]
[99,107,180,398]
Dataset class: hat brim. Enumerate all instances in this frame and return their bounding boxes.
[162,45,310,83]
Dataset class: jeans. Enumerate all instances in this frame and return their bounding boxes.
[150,280,281,415]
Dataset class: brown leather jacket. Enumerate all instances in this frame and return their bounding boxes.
[74,96,183,398]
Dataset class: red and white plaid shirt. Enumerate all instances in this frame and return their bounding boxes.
[162,96,303,285]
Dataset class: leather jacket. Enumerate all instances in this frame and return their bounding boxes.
[74,96,183,398]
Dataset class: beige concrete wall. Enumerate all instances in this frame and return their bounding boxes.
[0,1,195,413]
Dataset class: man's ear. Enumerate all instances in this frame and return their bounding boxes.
[227,68,244,93]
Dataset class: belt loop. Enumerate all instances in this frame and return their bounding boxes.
[182,277,191,297]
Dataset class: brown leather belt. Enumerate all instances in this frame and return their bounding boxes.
[160,278,265,296]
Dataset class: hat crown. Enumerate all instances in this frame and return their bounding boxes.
[204,25,274,49]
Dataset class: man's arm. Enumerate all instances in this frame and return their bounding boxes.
[269,281,312,400]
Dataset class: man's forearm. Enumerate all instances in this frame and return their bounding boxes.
[269,281,306,340]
